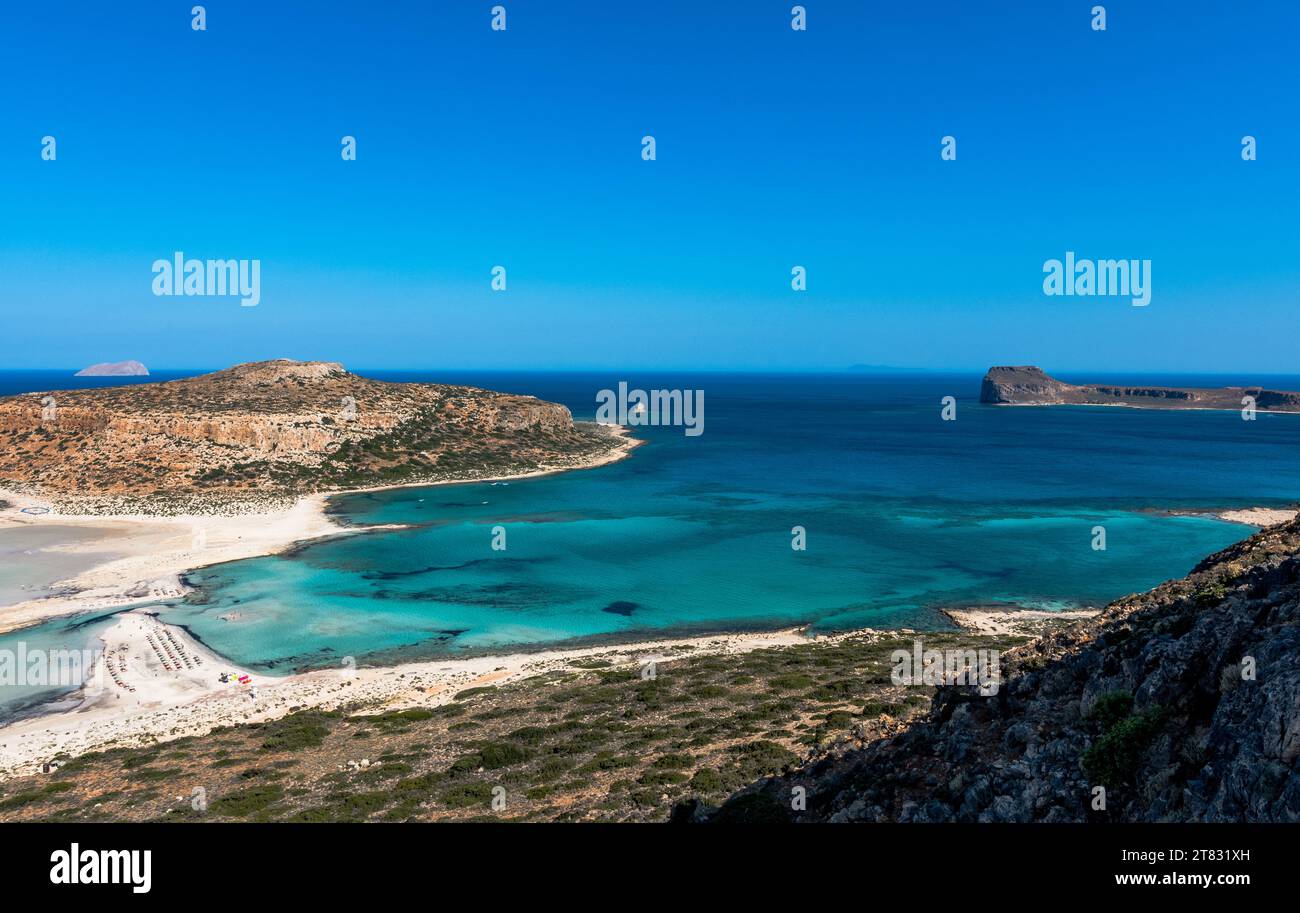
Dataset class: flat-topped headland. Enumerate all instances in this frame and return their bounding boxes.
[980,365,1300,412]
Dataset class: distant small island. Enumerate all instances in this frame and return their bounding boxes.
[980,366,1300,413]
[75,360,149,377]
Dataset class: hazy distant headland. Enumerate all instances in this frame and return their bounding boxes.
[74,360,148,377]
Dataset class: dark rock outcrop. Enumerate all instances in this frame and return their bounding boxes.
[705,515,1300,823]
[979,366,1075,404]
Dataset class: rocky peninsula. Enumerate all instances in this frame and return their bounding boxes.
[980,366,1300,412]
[0,361,639,631]
[0,359,630,515]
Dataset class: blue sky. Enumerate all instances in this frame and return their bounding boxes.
[2,1,1296,372]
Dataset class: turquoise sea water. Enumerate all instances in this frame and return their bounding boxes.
[139,372,1300,672]
[3,371,1299,708]
[0,526,123,608]
[0,612,119,717]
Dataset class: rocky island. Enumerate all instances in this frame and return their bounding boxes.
[0,359,632,514]
[74,360,149,377]
[980,366,1300,412]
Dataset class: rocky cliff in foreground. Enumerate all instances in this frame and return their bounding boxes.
[701,515,1300,823]
[0,360,625,514]
[980,366,1300,412]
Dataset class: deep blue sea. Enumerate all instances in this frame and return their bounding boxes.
[4,369,1300,692]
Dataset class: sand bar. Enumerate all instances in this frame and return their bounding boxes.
[0,612,840,777]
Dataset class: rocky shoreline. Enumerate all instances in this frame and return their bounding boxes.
[700,514,1300,823]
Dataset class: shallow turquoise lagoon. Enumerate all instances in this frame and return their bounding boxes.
[148,372,1300,672]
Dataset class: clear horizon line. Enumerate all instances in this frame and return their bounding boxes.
[9,366,1300,377]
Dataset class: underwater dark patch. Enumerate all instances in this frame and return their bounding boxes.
[601,600,639,616]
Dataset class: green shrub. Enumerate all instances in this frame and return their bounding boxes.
[454,687,494,701]
[258,713,332,751]
[1083,706,1168,785]
[449,754,483,775]
[690,685,729,699]
[439,782,494,809]
[288,805,338,823]
[1087,691,1134,731]
[1193,583,1228,607]
[121,752,159,770]
[319,790,392,822]
[532,758,575,782]
[209,785,284,817]
[478,743,534,769]
[576,752,638,774]
[768,673,815,690]
[507,726,548,745]
[822,710,854,728]
[639,770,688,787]
[807,679,857,701]
[860,699,903,717]
[690,768,726,793]
[651,753,693,770]
[394,772,445,794]
[728,740,798,780]
[0,790,46,811]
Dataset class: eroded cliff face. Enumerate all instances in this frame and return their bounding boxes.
[0,360,604,512]
[700,516,1300,824]
[979,366,1300,412]
[979,366,1075,404]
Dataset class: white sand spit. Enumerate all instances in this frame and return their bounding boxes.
[0,613,866,778]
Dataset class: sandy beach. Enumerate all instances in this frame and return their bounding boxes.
[0,490,352,633]
[0,427,654,775]
[1214,507,1299,527]
[0,612,833,777]
[0,424,641,635]
[943,606,1102,636]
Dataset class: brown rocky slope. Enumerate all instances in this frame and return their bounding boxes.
[0,360,624,514]
[698,514,1300,823]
